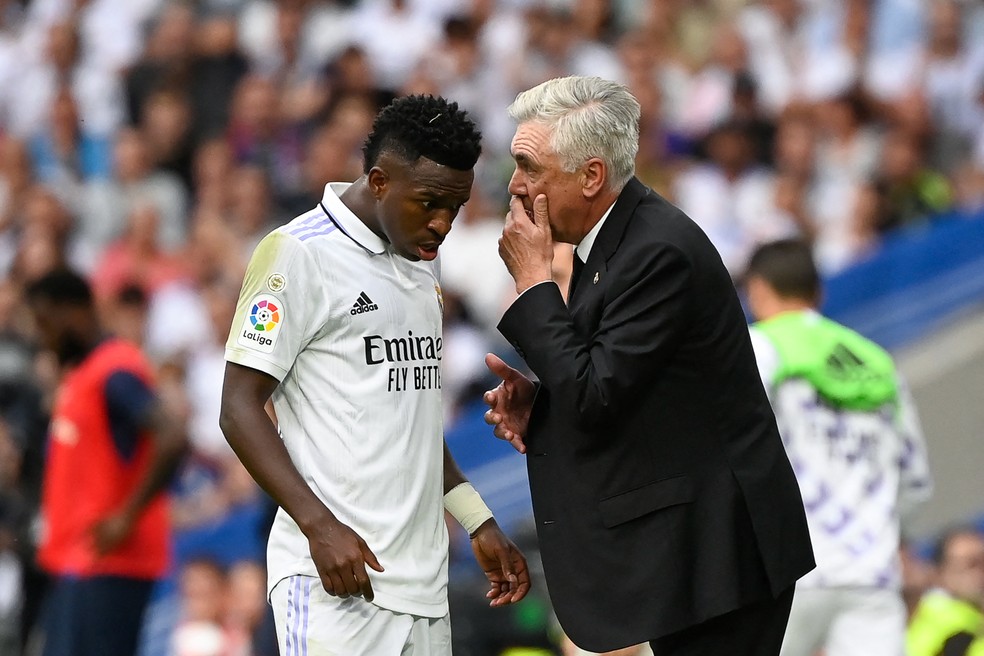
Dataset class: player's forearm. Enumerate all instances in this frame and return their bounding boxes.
[219,401,336,534]
[118,403,187,521]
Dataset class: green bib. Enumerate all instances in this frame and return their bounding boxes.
[755,311,898,410]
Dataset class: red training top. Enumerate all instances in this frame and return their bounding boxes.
[37,339,170,579]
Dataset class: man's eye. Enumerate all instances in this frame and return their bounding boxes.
[421,200,433,210]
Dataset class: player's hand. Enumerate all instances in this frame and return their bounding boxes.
[469,519,531,607]
[499,194,554,294]
[306,518,384,601]
[483,353,535,454]
[91,510,136,556]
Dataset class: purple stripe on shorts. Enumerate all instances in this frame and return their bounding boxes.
[285,577,294,656]
[292,576,303,656]
[302,578,311,656]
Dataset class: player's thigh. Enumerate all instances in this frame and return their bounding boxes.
[826,588,905,656]
[780,588,837,656]
[271,576,449,655]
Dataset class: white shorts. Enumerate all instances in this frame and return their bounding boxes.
[780,587,906,656]
[270,575,451,656]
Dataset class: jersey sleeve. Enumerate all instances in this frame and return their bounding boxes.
[225,230,323,381]
[104,370,155,461]
[894,374,933,526]
[748,326,780,400]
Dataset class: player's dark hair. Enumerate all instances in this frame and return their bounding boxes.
[362,94,482,173]
[25,269,93,307]
[744,239,821,300]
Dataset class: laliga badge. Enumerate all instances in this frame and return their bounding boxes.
[237,294,284,354]
[593,272,600,284]
[266,272,287,293]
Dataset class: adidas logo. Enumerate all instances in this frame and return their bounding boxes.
[350,291,379,315]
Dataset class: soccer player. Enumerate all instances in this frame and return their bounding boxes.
[26,270,187,656]
[744,239,933,656]
[219,94,530,655]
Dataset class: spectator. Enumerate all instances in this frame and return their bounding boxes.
[89,202,190,304]
[247,1,329,126]
[677,20,751,138]
[812,91,883,223]
[11,19,125,140]
[26,269,187,656]
[226,165,282,258]
[9,185,93,281]
[907,526,984,656]
[349,0,442,93]
[0,136,33,273]
[140,88,197,193]
[123,1,197,128]
[674,119,797,275]
[189,15,248,144]
[171,558,232,656]
[226,75,306,209]
[224,559,271,655]
[745,239,933,656]
[81,127,189,254]
[28,88,113,199]
[918,0,984,171]
[877,128,953,231]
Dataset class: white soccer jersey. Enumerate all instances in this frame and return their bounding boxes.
[225,183,449,618]
[750,327,932,590]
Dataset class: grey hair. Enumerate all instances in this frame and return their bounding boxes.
[508,76,640,191]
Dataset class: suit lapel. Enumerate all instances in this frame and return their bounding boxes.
[568,178,649,309]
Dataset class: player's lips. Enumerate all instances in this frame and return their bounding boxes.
[417,243,441,260]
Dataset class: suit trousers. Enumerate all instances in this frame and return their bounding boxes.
[649,585,795,656]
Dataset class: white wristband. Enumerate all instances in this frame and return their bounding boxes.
[444,482,494,536]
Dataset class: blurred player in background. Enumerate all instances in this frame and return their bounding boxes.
[26,269,187,656]
[745,239,933,656]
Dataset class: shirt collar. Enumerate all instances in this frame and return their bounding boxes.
[320,182,387,255]
[575,200,616,262]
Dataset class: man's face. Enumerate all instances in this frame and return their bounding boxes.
[371,155,473,262]
[508,121,586,245]
[940,532,984,606]
[28,298,88,365]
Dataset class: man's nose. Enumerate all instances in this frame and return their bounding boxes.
[507,169,525,197]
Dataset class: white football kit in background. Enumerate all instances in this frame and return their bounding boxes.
[750,329,932,656]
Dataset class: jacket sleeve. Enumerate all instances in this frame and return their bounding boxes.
[498,241,693,429]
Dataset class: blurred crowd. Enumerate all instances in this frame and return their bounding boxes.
[2,0,984,654]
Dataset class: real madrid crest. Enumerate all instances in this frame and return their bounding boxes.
[266,272,287,293]
[435,283,444,315]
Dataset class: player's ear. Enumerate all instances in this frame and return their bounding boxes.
[367,167,389,199]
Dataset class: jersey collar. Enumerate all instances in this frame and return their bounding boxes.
[320,183,388,255]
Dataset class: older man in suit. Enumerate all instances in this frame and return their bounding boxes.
[483,76,815,655]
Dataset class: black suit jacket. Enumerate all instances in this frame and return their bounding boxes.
[498,179,815,652]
